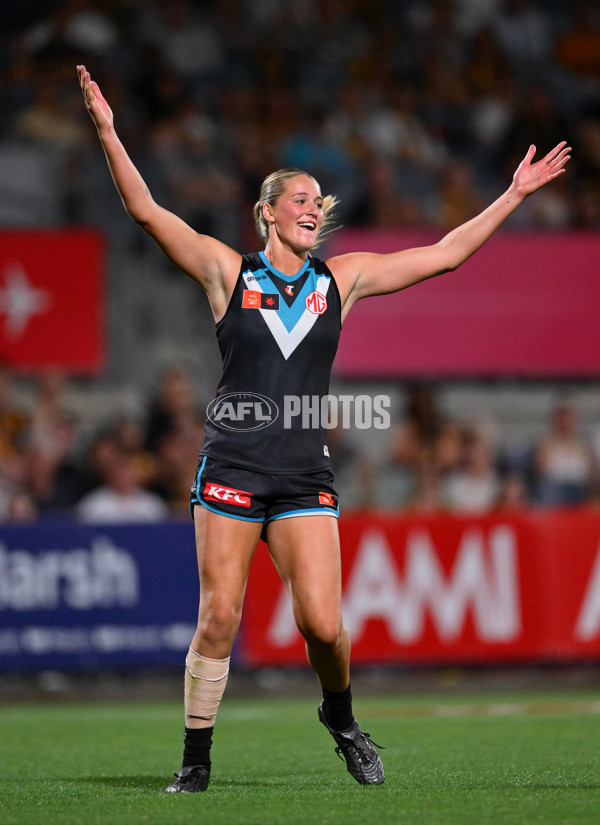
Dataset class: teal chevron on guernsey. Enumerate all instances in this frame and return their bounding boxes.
[241,251,332,359]
[201,251,342,474]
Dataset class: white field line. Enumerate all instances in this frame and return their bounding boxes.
[221,699,600,722]
[400,699,600,718]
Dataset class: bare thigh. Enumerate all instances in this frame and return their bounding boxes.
[265,515,343,640]
[191,505,263,657]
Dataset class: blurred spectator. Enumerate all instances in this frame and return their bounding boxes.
[137,61,187,124]
[403,465,446,514]
[362,82,447,172]
[453,0,503,35]
[27,369,72,449]
[571,180,600,229]
[555,1,600,81]
[144,364,205,454]
[76,443,168,523]
[0,33,38,136]
[534,400,596,506]
[152,102,241,247]
[0,361,28,463]
[492,0,553,67]
[493,471,530,512]
[13,371,91,513]
[436,159,486,229]
[21,413,85,513]
[25,0,119,62]
[390,384,462,477]
[327,420,376,512]
[364,156,434,229]
[151,427,201,518]
[6,486,38,523]
[373,384,461,511]
[465,32,516,173]
[113,414,156,489]
[501,86,570,178]
[465,27,512,99]
[12,69,87,152]
[81,429,121,493]
[0,468,19,521]
[277,107,360,225]
[571,110,600,229]
[139,1,226,88]
[443,422,501,513]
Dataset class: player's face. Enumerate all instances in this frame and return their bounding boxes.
[269,175,325,250]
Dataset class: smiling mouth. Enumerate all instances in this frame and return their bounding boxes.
[298,222,316,231]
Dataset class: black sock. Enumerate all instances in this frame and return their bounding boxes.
[322,684,354,731]
[182,726,214,768]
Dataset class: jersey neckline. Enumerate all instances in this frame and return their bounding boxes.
[258,250,311,280]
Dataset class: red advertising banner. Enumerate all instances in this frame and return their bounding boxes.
[330,230,600,378]
[243,510,600,665]
[0,230,105,373]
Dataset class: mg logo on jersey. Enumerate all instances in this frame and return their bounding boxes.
[204,483,253,507]
[305,290,327,315]
[206,392,279,431]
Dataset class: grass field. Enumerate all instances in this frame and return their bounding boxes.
[1,690,600,825]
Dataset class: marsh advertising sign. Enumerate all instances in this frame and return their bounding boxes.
[0,523,197,670]
[2,512,600,670]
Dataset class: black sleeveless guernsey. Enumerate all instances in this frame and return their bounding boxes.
[200,251,342,474]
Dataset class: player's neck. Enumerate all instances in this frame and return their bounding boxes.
[263,241,309,277]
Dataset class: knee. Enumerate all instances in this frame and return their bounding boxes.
[299,614,345,651]
[198,598,242,648]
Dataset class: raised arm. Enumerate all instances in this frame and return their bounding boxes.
[77,65,240,317]
[329,142,571,316]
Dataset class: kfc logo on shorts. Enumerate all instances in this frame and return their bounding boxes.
[305,291,327,315]
[319,491,337,507]
[204,483,253,507]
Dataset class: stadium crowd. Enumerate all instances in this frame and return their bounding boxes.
[1,0,600,523]
[1,362,599,523]
[1,0,599,235]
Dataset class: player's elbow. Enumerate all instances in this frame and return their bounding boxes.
[124,197,158,229]
[434,240,464,273]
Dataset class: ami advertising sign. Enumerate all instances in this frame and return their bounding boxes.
[243,511,600,665]
[331,230,600,378]
[3,512,600,671]
[0,230,105,373]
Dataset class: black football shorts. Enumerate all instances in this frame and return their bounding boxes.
[190,455,339,533]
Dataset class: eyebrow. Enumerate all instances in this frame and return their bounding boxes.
[292,191,324,201]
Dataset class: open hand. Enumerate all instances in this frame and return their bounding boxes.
[513,141,571,198]
[77,64,113,132]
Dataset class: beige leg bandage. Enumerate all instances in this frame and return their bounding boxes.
[184,647,230,729]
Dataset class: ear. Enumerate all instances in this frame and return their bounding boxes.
[262,202,276,224]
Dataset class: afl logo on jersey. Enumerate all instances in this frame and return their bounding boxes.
[305,291,327,315]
